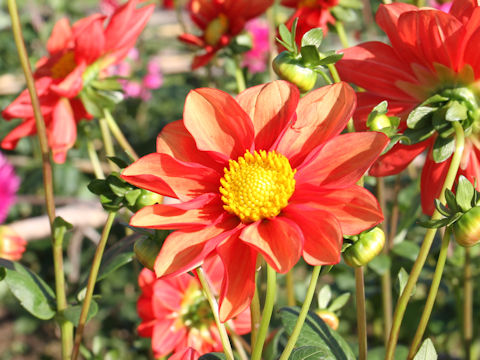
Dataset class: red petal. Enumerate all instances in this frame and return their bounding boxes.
[74,17,105,64]
[47,18,73,54]
[191,50,218,69]
[121,153,221,201]
[459,8,480,74]
[178,33,205,47]
[169,348,200,360]
[240,217,303,274]
[283,204,342,265]
[1,118,37,150]
[276,82,356,167]
[296,132,389,188]
[183,88,254,161]
[152,323,186,357]
[153,215,241,277]
[236,80,299,150]
[50,63,86,98]
[48,98,76,164]
[130,193,223,230]
[216,234,257,322]
[449,0,477,23]
[421,151,451,216]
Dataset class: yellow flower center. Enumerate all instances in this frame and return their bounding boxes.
[204,14,229,46]
[219,150,296,223]
[51,51,76,79]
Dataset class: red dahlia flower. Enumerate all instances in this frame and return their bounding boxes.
[281,0,338,45]
[122,80,388,321]
[179,0,273,69]
[137,257,250,358]
[336,0,480,215]
[1,0,154,163]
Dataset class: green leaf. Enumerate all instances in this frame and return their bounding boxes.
[301,45,321,66]
[368,346,409,360]
[125,189,141,207]
[53,216,73,242]
[445,100,468,121]
[331,6,358,22]
[432,136,455,163]
[291,346,331,359]
[88,179,109,195]
[392,241,420,261]
[445,189,460,213]
[317,285,332,309]
[413,338,437,360]
[79,90,103,118]
[338,0,363,9]
[316,53,343,66]
[434,199,451,217]
[199,354,227,360]
[301,28,323,48]
[402,127,436,145]
[107,156,129,169]
[407,106,436,129]
[367,253,391,276]
[63,300,98,326]
[395,268,415,298]
[456,176,475,212]
[0,259,56,320]
[420,94,448,106]
[418,217,452,229]
[279,307,356,360]
[327,292,350,312]
[91,78,123,91]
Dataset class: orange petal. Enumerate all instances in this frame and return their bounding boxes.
[47,18,73,54]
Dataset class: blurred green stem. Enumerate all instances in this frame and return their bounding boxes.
[355,266,368,360]
[72,211,117,360]
[327,63,341,83]
[335,22,349,48]
[386,121,465,360]
[104,108,139,161]
[196,267,234,360]
[252,264,277,360]
[250,264,261,347]
[234,55,246,93]
[7,0,72,357]
[279,266,321,360]
[86,139,105,179]
[99,116,118,172]
[407,227,452,359]
[286,270,296,306]
[464,247,473,360]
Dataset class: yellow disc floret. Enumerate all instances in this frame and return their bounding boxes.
[219,150,296,223]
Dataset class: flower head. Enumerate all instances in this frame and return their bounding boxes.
[137,257,250,357]
[242,19,269,73]
[0,226,26,261]
[336,0,480,215]
[1,0,154,163]
[122,80,388,321]
[0,152,20,223]
[179,0,273,69]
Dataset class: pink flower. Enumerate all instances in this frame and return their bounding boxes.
[243,19,269,73]
[0,152,20,223]
[428,0,453,12]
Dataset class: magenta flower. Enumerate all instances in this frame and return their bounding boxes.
[243,19,269,73]
[0,152,20,223]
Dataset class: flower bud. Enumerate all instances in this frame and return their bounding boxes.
[343,227,385,267]
[316,309,339,330]
[369,114,392,132]
[453,206,480,247]
[272,51,317,93]
[132,189,163,212]
[134,237,162,270]
[0,226,26,261]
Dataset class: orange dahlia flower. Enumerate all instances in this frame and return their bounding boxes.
[336,0,480,215]
[137,257,250,357]
[179,0,273,69]
[1,0,154,163]
[122,80,388,321]
[0,226,26,261]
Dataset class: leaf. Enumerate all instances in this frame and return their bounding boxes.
[434,199,451,217]
[338,0,363,9]
[445,100,468,121]
[402,127,436,145]
[367,254,391,276]
[291,346,331,359]
[368,346,409,360]
[125,189,141,206]
[418,217,452,229]
[63,300,98,326]
[432,136,455,163]
[331,6,358,22]
[199,354,227,360]
[392,241,420,261]
[0,259,56,320]
[301,28,323,48]
[413,338,437,360]
[420,94,448,106]
[107,156,129,169]
[407,106,436,129]
[317,285,332,309]
[301,45,321,66]
[53,216,73,243]
[395,268,415,298]
[456,176,475,212]
[279,307,356,360]
[316,53,343,66]
[327,293,350,312]
[445,189,460,213]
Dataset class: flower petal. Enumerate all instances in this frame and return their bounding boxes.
[183,88,254,161]
[1,118,37,151]
[283,204,342,265]
[74,16,105,64]
[153,215,241,277]
[449,0,477,24]
[152,322,186,357]
[420,150,450,216]
[48,98,77,164]
[236,80,299,150]
[47,18,73,54]
[216,234,257,322]
[296,132,389,188]
[240,217,303,273]
[276,82,356,167]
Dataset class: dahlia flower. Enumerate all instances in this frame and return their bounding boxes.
[122,80,388,321]
[242,19,269,74]
[336,0,480,215]
[1,0,154,163]
[0,152,20,223]
[0,226,26,261]
[137,257,250,357]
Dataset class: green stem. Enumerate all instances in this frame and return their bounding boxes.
[72,211,117,360]
[234,55,246,93]
[99,116,117,171]
[279,266,321,360]
[286,270,296,306]
[463,247,473,360]
[103,108,139,161]
[250,266,261,347]
[407,227,452,359]
[196,267,234,360]
[385,121,465,360]
[266,3,278,82]
[355,267,368,360]
[317,70,333,85]
[7,0,72,357]
[335,21,349,48]
[251,264,277,360]
[86,139,105,179]
[327,63,341,84]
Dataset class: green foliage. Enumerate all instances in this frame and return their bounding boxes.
[413,339,438,360]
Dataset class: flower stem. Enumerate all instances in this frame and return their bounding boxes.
[335,22,349,48]
[72,211,117,360]
[318,70,333,85]
[327,63,341,83]
[7,0,72,357]
[355,266,368,360]
[407,226,452,359]
[279,266,321,360]
[86,139,105,179]
[463,247,473,360]
[234,55,247,93]
[103,108,139,161]
[251,264,277,360]
[385,121,465,360]
[286,270,296,306]
[250,265,261,347]
[267,3,278,82]
[196,267,234,360]
[99,116,118,172]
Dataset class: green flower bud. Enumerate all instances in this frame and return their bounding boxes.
[272,51,317,93]
[453,206,480,247]
[134,237,162,270]
[343,227,385,267]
